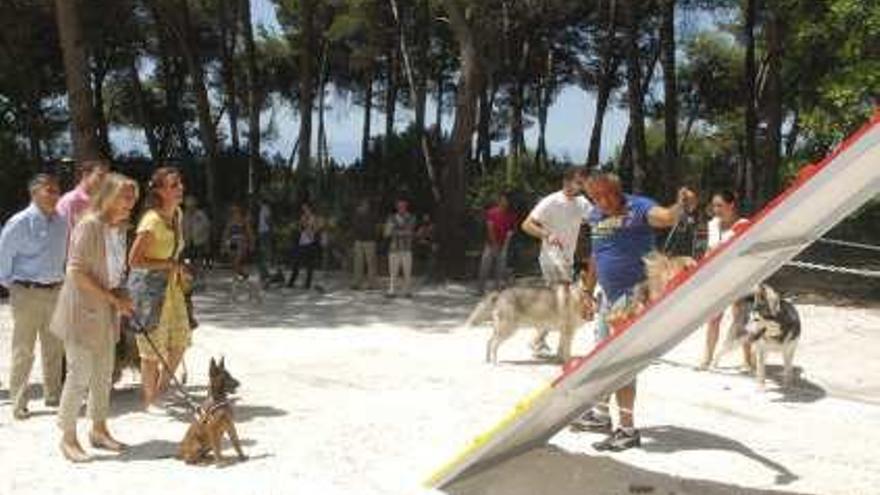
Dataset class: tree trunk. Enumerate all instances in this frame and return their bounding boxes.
[92,60,112,158]
[362,66,373,163]
[536,49,553,169]
[54,0,101,161]
[219,0,240,153]
[763,1,784,206]
[128,56,160,160]
[384,45,399,156]
[743,0,758,211]
[413,0,430,141]
[241,0,261,195]
[317,42,329,170]
[434,74,443,133]
[298,0,316,175]
[622,0,647,193]
[661,0,678,202]
[442,0,483,277]
[476,77,492,167]
[785,108,799,158]
[586,0,618,169]
[25,96,43,167]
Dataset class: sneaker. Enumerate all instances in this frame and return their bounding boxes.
[592,428,641,452]
[12,407,30,420]
[530,342,553,359]
[570,410,612,433]
[143,404,165,416]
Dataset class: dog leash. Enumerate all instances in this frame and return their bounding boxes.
[127,316,203,418]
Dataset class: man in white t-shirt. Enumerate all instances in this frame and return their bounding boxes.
[182,196,212,269]
[521,166,592,356]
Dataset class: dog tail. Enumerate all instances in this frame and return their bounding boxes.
[463,292,500,328]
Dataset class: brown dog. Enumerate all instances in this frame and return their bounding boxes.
[606,251,696,327]
[178,358,246,465]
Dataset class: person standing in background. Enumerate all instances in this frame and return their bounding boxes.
[0,174,68,419]
[384,198,416,298]
[478,192,518,294]
[182,196,212,271]
[351,198,379,290]
[57,159,110,230]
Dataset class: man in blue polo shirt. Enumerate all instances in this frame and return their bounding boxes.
[570,171,696,451]
[0,174,68,419]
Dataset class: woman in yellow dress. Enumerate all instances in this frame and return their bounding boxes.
[128,167,192,411]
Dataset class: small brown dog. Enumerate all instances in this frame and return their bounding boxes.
[178,358,246,465]
[606,251,696,327]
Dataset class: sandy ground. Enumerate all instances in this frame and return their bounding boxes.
[0,271,879,495]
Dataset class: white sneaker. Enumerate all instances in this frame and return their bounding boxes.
[144,404,165,416]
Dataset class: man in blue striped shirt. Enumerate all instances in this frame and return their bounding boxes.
[0,174,68,419]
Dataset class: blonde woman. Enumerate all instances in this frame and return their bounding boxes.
[128,167,191,410]
[51,173,138,462]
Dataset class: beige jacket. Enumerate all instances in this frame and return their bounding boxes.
[50,214,120,350]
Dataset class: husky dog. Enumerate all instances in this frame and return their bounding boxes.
[465,282,588,364]
[605,252,696,327]
[714,284,801,387]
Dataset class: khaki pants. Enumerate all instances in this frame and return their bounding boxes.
[388,251,413,295]
[352,241,378,289]
[57,330,115,432]
[9,285,64,412]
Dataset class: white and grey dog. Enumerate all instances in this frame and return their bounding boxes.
[714,284,801,387]
[464,283,587,364]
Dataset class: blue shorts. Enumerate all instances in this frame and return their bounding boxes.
[594,291,635,342]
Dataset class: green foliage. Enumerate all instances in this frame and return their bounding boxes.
[467,154,565,213]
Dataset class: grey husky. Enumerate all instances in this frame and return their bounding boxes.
[464,283,587,364]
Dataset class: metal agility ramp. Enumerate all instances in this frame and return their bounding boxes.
[426,109,880,490]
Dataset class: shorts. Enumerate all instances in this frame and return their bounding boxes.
[594,291,635,342]
[539,254,573,284]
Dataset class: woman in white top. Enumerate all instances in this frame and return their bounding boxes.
[51,173,138,462]
[700,190,752,370]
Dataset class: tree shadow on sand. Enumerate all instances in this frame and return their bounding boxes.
[445,443,807,495]
[639,425,798,485]
[191,276,477,333]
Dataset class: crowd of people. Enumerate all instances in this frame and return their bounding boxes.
[0,161,195,462]
[0,157,754,462]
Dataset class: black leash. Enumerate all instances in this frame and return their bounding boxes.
[127,316,202,417]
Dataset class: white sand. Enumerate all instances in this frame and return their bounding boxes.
[1,272,879,495]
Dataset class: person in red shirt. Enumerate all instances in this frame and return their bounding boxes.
[478,192,518,293]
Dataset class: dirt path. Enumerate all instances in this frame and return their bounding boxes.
[0,272,878,494]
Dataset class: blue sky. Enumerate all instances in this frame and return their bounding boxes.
[111,1,637,165]
[248,0,629,165]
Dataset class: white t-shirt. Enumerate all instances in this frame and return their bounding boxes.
[707,217,749,250]
[184,209,211,247]
[528,191,592,267]
[105,228,126,289]
[258,204,271,234]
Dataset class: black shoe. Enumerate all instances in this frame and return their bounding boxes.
[570,410,612,433]
[592,428,641,452]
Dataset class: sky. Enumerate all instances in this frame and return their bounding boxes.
[111,0,638,165]
[248,0,629,165]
